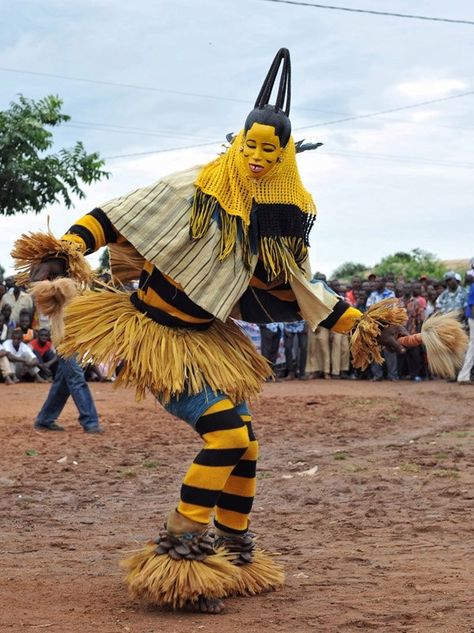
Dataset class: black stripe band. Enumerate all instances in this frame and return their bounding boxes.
[231,459,257,478]
[196,410,246,436]
[130,292,214,331]
[214,519,248,535]
[67,225,96,254]
[180,483,219,508]
[193,447,247,467]
[89,208,118,244]
[216,492,253,515]
[319,299,351,330]
[245,422,256,442]
[146,268,214,320]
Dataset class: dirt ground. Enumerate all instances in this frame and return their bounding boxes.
[0,378,472,633]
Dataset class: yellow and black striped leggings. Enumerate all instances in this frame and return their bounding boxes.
[177,399,258,534]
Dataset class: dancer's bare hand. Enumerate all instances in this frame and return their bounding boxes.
[380,324,409,354]
[30,258,66,282]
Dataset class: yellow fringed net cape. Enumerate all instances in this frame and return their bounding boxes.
[192,130,316,280]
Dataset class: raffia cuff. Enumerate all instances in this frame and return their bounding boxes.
[11,231,95,286]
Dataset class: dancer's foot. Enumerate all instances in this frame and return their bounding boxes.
[184,597,225,614]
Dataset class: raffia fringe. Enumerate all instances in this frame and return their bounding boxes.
[229,549,285,596]
[58,288,271,402]
[351,298,408,369]
[190,189,251,270]
[121,543,236,608]
[11,231,95,286]
[421,311,468,378]
[29,279,79,345]
[259,236,308,282]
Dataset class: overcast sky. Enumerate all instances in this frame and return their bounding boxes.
[1,0,473,277]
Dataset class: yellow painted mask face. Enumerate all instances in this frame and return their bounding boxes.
[241,123,282,179]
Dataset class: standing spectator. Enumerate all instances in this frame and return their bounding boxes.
[0,312,9,344]
[366,277,398,381]
[0,282,34,326]
[306,325,331,379]
[457,270,474,385]
[30,328,58,379]
[345,276,362,307]
[1,304,15,330]
[399,283,425,381]
[435,272,467,317]
[354,289,368,312]
[283,321,308,380]
[328,278,350,378]
[34,355,103,432]
[259,323,283,373]
[2,329,47,382]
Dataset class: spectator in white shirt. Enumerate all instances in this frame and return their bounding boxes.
[0,282,34,326]
[2,329,47,382]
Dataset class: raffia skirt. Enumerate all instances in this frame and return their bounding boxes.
[58,288,271,402]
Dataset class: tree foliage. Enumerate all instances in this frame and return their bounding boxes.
[98,247,110,272]
[0,94,109,216]
[331,261,367,280]
[373,248,447,280]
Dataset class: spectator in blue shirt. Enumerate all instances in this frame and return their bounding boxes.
[366,277,398,381]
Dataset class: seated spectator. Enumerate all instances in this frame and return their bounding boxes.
[0,343,18,385]
[18,309,35,343]
[0,312,9,344]
[30,328,58,380]
[2,329,47,383]
[84,363,107,382]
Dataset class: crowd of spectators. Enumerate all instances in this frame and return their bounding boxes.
[0,277,109,387]
[240,266,474,385]
[1,265,473,388]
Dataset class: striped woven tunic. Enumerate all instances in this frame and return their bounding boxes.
[63,207,359,334]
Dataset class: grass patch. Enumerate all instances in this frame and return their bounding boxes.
[344,463,367,473]
[25,449,38,457]
[142,460,160,469]
[334,451,348,460]
[433,468,459,478]
[349,398,375,406]
[433,452,449,460]
[119,469,137,478]
[399,462,421,474]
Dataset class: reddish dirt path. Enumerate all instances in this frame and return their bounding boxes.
[0,379,472,633]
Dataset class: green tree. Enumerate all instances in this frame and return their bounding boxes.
[0,264,5,283]
[98,247,110,272]
[331,261,367,280]
[0,94,109,216]
[373,248,446,280]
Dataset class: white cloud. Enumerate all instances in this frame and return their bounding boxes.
[395,79,469,100]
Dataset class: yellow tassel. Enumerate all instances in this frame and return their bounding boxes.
[351,298,408,369]
[229,549,285,596]
[121,543,237,609]
[11,231,95,286]
[421,311,469,378]
[58,288,271,402]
